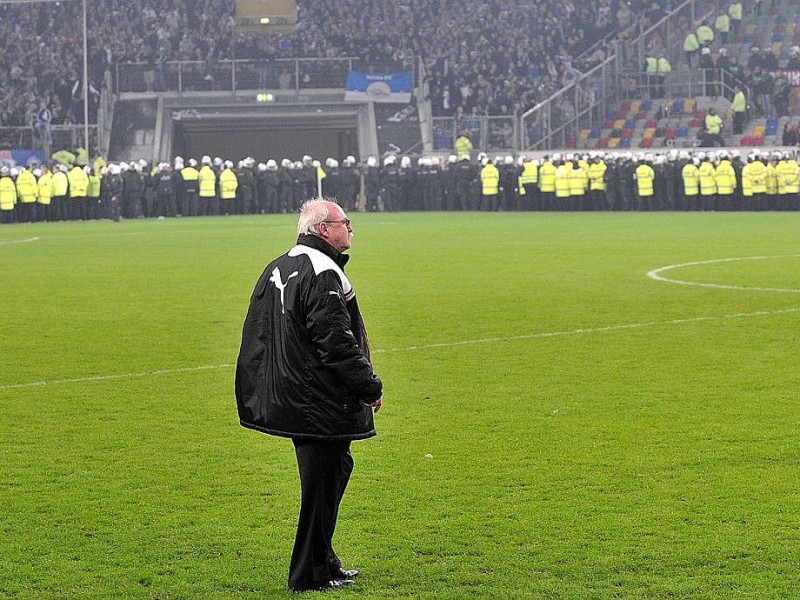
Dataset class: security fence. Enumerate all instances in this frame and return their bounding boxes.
[0,125,99,157]
[114,57,417,95]
[432,115,518,154]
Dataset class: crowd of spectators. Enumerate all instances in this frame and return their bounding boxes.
[0,0,637,136]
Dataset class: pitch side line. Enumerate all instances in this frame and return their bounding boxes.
[0,364,233,391]
[3,307,800,391]
[647,255,800,293]
[0,236,40,245]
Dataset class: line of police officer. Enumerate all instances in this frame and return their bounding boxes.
[2,148,799,224]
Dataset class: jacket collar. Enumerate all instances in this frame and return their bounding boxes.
[297,233,350,268]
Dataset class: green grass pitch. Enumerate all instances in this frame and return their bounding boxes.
[1,212,799,598]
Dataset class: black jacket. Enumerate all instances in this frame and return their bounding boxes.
[235,234,382,440]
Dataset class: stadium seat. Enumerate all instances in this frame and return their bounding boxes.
[640,137,653,148]
[635,111,647,120]
[665,127,676,138]
[677,127,688,137]
[605,111,616,121]
[644,127,656,137]
[590,127,601,139]
[624,118,635,129]
[641,100,652,112]
[621,128,633,139]
[766,117,778,135]
[754,125,765,137]
[745,23,756,34]
[619,101,631,113]
[752,135,764,145]
[672,99,684,113]
[602,119,613,129]
[772,42,782,54]
[611,128,622,137]
[614,119,625,130]
[598,137,608,148]
[646,118,657,128]
[607,138,620,148]
[772,33,784,42]
[684,100,695,114]
[742,34,753,44]
[740,135,752,146]
[566,138,576,148]
[620,138,631,148]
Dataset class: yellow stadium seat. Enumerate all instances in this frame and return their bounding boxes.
[772,42,782,54]
[607,138,620,148]
[580,128,590,140]
[614,119,625,130]
[753,125,765,136]
[644,127,656,137]
[684,99,695,114]
[629,100,641,114]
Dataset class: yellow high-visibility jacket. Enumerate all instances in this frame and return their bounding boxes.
[480,163,500,195]
[635,163,655,196]
[0,176,17,210]
[219,168,238,200]
[682,163,700,196]
[16,169,38,203]
[37,172,54,204]
[538,161,556,192]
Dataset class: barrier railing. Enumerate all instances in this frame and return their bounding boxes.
[432,115,518,154]
[115,57,416,95]
[0,125,99,158]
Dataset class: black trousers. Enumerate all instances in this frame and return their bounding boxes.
[288,439,353,591]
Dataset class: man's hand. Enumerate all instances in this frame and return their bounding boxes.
[370,397,383,413]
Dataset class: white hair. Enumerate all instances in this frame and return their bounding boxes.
[297,198,339,235]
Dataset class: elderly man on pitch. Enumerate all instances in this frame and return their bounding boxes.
[235,198,383,592]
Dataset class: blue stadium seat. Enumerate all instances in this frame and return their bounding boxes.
[677,126,688,137]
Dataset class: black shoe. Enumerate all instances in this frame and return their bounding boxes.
[291,578,355,593]
[332,568,360,579]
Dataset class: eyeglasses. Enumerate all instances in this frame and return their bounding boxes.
[322,219,351,227]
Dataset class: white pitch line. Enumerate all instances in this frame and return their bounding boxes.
[3,307,799,391]
[0,364,233,391]
[373,307,800,353]
[0,236,40,245]
[647,255,800,293]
